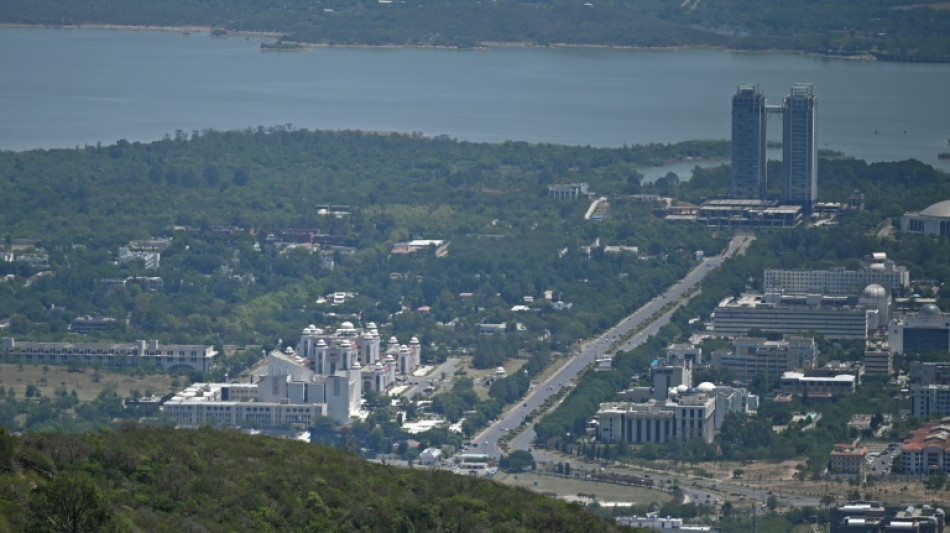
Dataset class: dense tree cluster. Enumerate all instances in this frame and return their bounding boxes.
[0,129,724,364]
[0,425,640,532]
[1,0,947,60]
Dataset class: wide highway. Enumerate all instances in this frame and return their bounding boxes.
[473,233,754,459]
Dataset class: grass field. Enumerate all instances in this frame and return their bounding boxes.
[493,471,672,506]
[0,362,181,402]
[457,353,570,400]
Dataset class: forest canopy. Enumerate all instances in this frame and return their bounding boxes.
[0,0,948,60]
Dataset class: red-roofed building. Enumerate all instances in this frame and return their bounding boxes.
[830,442,867,476]
[899,417,950,474]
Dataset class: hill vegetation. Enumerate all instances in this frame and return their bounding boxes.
[0,128,726,352]
[0,425,640,532]
[0,0,947,61]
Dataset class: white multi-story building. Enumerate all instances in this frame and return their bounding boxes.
[863,342,893,376]
[651,359,693,401]
[163,348,361,426]
[888,304,950,355]
[1,337,216,373]
[909,362,950,418]
[548,182,589,200]
[118,246,161,270]
[296,322,421,395]
[711,384,759,429]
[711,285,889,340]
[666,343,703,365]
[597,392,716,445]
[779,371,856,399]
[617,514,715,532]
[764,253,909,295]
[911,385,950,418]
[712,336,817,382]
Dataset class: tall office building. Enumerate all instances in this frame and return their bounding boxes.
[782,83,818,211]
[730,84,768,200]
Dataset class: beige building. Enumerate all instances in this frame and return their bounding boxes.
[830,443,867,476]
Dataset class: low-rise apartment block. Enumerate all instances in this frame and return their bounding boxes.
[1,337,216,373]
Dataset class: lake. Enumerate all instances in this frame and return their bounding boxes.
[1,27,948,175]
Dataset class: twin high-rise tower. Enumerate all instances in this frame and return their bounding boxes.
[730,83,817,212]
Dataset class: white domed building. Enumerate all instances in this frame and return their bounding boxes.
[902,200,950,237]
[296,322,423,395]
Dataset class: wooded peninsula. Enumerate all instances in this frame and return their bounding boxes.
[1,0,948,61]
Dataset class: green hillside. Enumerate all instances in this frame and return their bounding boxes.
[0,425,639,532]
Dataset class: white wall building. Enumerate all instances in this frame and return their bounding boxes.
[764,253,909,295]
[911,385,950,418]
[118,247,161,270]
[901,200,950,238]
[163,349,361,426]
[597,392,716,445]
[1,337,216,373]
[888,304,950,355]
[712,336,817,382]
[617,514,715,532]
[909,362,950,418]
[711,384,759,429]
[711,285,889,340]
[779,371,856,399]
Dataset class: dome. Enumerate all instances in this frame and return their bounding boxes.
[340,321,355,330]
[920,303,942,315]
[365,322,377,330]
[919,200,950,218]
[697,382,716,392]
[676,384,689,393]
[668,387,679,397]
[863,284,887,298]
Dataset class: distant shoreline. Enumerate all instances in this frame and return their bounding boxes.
[0,22,282,38]
[0,22,880,61]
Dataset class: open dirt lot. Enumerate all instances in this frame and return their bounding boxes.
[493,471,672,506]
